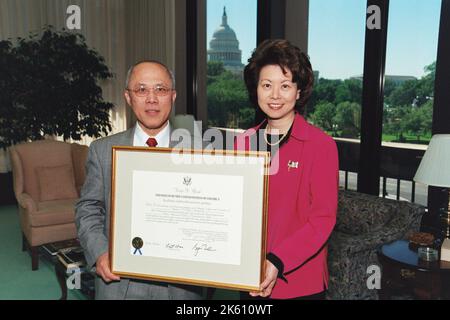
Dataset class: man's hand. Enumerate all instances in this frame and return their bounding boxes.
[96,252,120,282]
[250,260,278,298]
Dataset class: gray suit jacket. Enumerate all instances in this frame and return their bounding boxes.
[75,125,207,299]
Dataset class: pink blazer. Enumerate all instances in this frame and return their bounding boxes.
[235,113,339,298]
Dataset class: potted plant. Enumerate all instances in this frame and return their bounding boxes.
[0,26,114,204]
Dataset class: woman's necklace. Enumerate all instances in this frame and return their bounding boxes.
[264,124,289,146]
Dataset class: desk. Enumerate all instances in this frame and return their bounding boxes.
[377,240,450,299]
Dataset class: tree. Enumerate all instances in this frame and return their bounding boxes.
[307,79,342,115]
[206,61,253,129]
[415,62,435,105]
[335,79,362,105]
[387,80,420,107]
[0,27,113,149]
[207,61,226,85]
[419,100,433,135]
[334,102,361,138]
[207,61,226,78]
[207,71,250,128]
[384,105,409,141]
[403,108,424,141]
[239,108,255,129]
[402,100,433,141]
[310,102,336,134]
[383,79,398,102]
[386,62,435,109]
[383,61,435,142]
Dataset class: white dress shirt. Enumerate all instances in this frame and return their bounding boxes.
[133,121,171,148]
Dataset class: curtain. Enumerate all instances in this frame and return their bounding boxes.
[0,0,175,172]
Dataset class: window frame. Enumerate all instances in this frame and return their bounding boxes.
[185,0,450,211]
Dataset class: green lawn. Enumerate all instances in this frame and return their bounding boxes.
[326,131,431,145]
[381,133,431,145]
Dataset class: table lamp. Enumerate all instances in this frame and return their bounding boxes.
[414,134,450,262]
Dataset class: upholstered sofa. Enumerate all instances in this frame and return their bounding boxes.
[326,190,426,300]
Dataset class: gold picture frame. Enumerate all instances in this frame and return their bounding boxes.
[109,146,269,292]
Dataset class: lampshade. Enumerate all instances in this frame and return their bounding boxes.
[414,134,450,188]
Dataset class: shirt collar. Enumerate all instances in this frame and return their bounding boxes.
[133,121,171,147]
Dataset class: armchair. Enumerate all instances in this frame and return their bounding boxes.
[10,140,88,270]
[327,190,426,299]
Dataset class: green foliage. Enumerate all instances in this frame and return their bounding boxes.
[402,101,433,141]
[385,63,435,108]
[310,102,336,133]
[334,102,361,138]
[383,79,398,99]
[307,79,341,115]
[308,62,434,143]
[384,105,410,141]
[0,26,114,149]
[335,79,362,105]
[204,58,435,140]
[207,61,253,128]
[383,63,435,141]
[239,108,256,129]
[386,80,420,107]
[207,61,226,78]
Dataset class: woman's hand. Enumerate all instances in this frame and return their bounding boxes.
[250,260,279,298]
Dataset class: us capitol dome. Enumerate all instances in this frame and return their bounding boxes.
[208,6,244,74]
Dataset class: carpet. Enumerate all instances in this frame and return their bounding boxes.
[0,205,238,300]
[0,205,85,300]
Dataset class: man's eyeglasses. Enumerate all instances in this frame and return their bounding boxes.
[126,84,173,97]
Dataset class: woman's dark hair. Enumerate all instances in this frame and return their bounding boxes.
[243,39,314,113]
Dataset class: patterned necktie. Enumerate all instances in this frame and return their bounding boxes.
[146,137,158,147]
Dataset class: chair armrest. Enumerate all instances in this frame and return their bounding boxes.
[16,193,37,213]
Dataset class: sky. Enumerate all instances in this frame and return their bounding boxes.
[207,0,442,80]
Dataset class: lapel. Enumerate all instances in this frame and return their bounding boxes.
[268,114,310,203]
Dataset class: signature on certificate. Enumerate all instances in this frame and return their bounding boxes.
[166,243,184,249]
[192,242,216,256]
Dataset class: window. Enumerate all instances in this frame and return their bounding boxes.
[383,0,441,147]
[206,0,257,129]
[382,0,441,205]
[308,0,366,190]
[307,0,366,140]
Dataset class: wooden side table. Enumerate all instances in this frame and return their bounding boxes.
[377,240,450,299]
[55,258,95,300]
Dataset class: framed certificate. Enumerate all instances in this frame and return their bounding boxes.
[109,147,269,292]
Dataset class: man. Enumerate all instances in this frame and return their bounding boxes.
[75,60,204,299]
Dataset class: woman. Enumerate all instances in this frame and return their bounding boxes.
[235,39,339,299]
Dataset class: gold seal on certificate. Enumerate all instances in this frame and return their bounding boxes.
[109,147,269,292]
[132,237,143,255]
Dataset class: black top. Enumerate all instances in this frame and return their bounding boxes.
[257,121,293,157]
